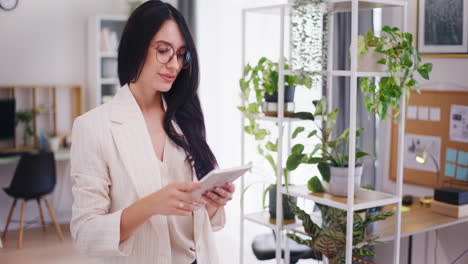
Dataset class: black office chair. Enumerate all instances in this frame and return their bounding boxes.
[2,151,64,248]
[252,230,322,263]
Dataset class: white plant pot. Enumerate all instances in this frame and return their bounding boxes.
[48,137,61,152]
[358,47,386,72]
[329,165,363,197]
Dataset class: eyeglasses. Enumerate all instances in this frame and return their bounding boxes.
[154,41,191,69]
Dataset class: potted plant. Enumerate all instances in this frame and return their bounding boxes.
[238,57,313,220]
[286,97,370,197]
[15,106,43,147]
[286,200,393,264]
[239,125,297,221]
[357,26,433,121]
[239,57,312,117]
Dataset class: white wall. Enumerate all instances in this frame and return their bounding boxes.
[0,0,133,231]
[196,1,305,264]
[376,2,468,264]
[0,0,130,86]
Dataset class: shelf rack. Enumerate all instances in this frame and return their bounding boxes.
[88,15,127,110]
[240,1,408,264]
[0,85,83,151]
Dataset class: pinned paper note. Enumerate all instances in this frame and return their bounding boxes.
[449,105,468,143]
[458,151,468,166]
[418,106,429,120]
[407,105,417,120]
[456,166,468,181]
[445,163,456,177]
[430,107,441,121]
[446,148,458,163]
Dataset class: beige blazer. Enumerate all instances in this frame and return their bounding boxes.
[70,84,225,264]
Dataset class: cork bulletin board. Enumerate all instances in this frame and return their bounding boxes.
[389,90,468,190]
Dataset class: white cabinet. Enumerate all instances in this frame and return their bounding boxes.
[88,15,127,110]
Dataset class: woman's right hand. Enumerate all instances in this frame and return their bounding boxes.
[148,182,206,216]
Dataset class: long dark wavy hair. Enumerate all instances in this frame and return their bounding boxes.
[118,0,217,179]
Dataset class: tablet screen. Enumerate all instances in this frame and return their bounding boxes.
[192,164,252,197]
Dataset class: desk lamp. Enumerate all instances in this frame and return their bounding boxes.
[415,147,439,206]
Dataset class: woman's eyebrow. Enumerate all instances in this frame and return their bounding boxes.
[154,40,187,50]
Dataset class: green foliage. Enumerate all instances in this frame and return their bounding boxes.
[287,201,393,262]
[15,106,43,146]
[286,97,371,192]
[238,57,314,201]
[308,176,325,192]
[239,57,313,108]
[358,26,433,121]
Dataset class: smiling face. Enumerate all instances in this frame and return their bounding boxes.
[135,19,187,93]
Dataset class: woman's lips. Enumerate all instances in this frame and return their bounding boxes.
[160,74,175,82]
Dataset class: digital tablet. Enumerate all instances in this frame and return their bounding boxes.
[192,164,252,197]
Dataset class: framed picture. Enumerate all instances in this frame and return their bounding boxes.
[417,0,468,57]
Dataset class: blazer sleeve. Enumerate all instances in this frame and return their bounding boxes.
[210,206,226,232]
[69,116,135,257]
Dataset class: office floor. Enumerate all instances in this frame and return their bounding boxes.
[0,223,322,264]
[0,224,88,264]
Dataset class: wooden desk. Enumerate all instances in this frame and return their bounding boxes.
[376,203,468,264]
[376,203,468,242]
[0,148,70,165]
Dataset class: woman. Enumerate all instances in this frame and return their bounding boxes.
[70,1,234,263]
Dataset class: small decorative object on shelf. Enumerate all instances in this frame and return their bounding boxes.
[89,15,127,108]
[286,97,371,197]
[358,26,433,121]
[48,136,61,152]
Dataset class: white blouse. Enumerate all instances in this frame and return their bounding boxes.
[160,137,197,263]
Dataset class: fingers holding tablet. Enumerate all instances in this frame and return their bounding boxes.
[202,183,235,207]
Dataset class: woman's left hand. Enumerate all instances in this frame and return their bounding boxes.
[202,182,235,209]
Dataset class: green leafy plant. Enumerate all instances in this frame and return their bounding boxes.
[15,106,43,147]
[238,57,313,199]
[238,57,312,210]
[358,26,433,121]
[239,57,312,103]
[286,97,370,192]
[287,201,393,264]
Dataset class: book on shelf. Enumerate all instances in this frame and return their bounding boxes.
[100,27,119,53]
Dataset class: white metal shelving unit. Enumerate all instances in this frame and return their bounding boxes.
[240,1,408,264]
[88,15,127,110]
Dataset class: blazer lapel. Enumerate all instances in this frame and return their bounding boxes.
[109,85,171,251]
[109,84,160,199]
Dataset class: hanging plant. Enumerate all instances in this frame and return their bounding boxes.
[358,26,433,121]
[291,0,328,89]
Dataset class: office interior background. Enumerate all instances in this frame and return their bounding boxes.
[1,0,468,263]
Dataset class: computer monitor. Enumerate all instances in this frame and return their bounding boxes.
[0,99,16,140]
